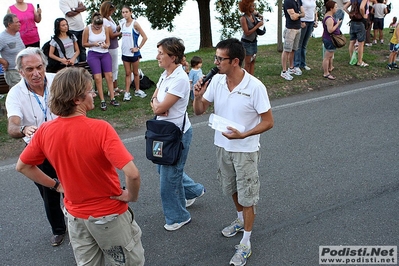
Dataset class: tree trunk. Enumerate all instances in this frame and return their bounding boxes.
[277,0,283,52]
[197,0,213,48]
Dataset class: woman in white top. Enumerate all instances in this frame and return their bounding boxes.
[294,0,318,71]
[49,18,79,71]
[120,5,148,101]
[82,12,119,111]
[100,1,122,96]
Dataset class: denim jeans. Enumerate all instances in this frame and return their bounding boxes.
[333,9,345,29]
[157,126,204,225]
[69,30,86,62]
[294,21,314,68]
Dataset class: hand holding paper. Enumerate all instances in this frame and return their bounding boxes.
[208,114,245,133]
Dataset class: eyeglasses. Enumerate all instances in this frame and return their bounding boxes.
[214,55,230,63]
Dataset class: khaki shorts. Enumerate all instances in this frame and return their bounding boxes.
[216,147,260,207]
[64,207,145,266]
[283,28,301,52]
[4,69,21,88]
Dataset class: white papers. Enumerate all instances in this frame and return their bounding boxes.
[208,114,245,133]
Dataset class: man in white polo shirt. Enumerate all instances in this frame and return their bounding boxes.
[193,38,274,266]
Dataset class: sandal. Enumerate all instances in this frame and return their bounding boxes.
[357,62,369,67]
[323,74,336,80]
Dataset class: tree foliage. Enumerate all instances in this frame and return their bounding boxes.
[84,0,325,49]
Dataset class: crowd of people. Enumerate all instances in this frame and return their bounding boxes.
[0,0,396,265]
[277,0,395,81]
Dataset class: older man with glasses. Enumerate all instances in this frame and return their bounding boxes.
[5,47,67,246]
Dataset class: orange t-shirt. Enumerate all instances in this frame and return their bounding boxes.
[20,116,133,219]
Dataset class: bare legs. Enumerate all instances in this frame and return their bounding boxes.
[244,55,255,75]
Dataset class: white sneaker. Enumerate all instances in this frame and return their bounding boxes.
[186,188,206,207]
[134,89,147,98]
[289,67,302,76]
[164,218,191,231]
[123,92,131,101]
[280,71,293,81]
[304,65,311,71]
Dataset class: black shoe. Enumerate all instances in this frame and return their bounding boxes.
[386,64,393,70]
[110,99,120,106]
[100,101,107,111]
[50,234,65,247]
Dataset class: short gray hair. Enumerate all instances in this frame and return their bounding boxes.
[3,13,17,28]
[16,47,48,71]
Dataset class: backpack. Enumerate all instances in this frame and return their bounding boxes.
[386,3,391,14]
[41,37,67,73]
[130,69,155,90]
[349,0,363,21]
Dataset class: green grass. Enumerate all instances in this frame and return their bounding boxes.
[0,29,397,155]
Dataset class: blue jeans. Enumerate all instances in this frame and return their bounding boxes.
[69,30,86,62]
[294,21,314,68]
[157,127,204,225]
[334,9,345,29]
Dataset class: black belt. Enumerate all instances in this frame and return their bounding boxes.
[241,38,257,43]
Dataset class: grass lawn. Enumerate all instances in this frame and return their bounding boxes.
[0,29,397,159]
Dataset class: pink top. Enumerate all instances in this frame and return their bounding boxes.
[9,3,40,45]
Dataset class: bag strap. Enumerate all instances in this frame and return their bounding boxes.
[53,36,67,59]
[154,113,187,133]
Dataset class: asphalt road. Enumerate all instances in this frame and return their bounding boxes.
[1,76,398,266]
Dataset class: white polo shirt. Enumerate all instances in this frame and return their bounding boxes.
[203,70,271,152]
[6,73,57,144]
[155,65,191,133]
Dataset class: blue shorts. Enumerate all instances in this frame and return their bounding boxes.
[349,21,366,42]
[242,40,258,56]
[389,43,399,52]
[122,55,141,63]
[323,38,336,52]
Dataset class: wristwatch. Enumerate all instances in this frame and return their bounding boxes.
[20,125,26,135]
[50,178,60,191]
[71,7,76,12]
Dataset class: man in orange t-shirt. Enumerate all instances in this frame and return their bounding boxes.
[16,67,144,265]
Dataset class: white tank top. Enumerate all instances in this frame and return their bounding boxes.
[88,25,108,53]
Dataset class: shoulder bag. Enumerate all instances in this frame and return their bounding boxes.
[145,114,186,165]
[330,31,347,48]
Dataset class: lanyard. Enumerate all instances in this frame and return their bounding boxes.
[26,78,48,122]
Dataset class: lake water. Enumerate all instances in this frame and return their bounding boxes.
[1,0,397,62]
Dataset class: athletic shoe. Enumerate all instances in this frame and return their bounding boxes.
[365,43,372,47]
[222,218,244,237]
[373,40,377,45]
[304,65,311,71]
[123,92,131,101]
[134,89,147,98]
[386,64,393,70]
[100,101,107,111]
[186,188,206,207]
[380,40,384,45]
[280,71,293,81]
[392,63,399,69]
[288,67,302,76]
[110,99,120,106]
[229,244,252,266]
[292,67,303,75]
[164,218,191,231]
